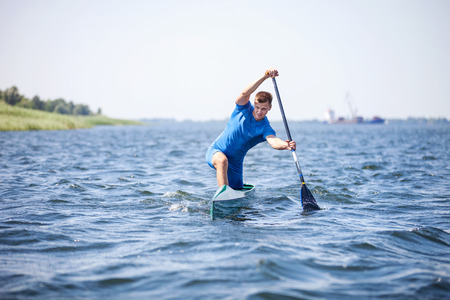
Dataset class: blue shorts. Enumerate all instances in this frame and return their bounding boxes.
[206,145,243,189]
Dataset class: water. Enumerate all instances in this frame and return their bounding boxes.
[1,122,449,299]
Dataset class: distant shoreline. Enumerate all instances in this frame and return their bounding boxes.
[0,101,143,131]
[141,117,449,126]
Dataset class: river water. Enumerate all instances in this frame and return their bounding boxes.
[1,122,449,299]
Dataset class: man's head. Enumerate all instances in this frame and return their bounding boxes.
[253,91,273,121]
[254,91,273,106]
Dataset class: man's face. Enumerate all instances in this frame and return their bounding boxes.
[253,101,272,121]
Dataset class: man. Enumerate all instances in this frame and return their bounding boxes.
[206,68,296,189]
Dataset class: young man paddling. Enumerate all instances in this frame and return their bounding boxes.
[206,69,296,189]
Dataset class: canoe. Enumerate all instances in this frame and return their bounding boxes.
[210,184,255,220]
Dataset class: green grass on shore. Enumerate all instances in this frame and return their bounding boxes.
[0,101,144,131]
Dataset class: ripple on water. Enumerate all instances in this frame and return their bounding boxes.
[168,150,186,157]
[382,227,450,257]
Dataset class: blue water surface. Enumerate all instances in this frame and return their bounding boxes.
[1,122,449,299]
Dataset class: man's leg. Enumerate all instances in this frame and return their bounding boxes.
[226,158,244,189]
[212,152,229,187]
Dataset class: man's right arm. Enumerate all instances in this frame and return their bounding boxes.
[266,135,296,151]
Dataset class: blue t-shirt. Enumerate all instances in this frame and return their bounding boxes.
[212,102,276,163]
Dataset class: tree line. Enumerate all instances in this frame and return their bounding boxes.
[0,86,100,116]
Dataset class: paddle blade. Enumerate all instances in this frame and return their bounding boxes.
[300,183,320,211]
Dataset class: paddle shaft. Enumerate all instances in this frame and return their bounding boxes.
[271,77,305,183]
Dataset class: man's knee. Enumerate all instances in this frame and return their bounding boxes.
[212,152,228,169]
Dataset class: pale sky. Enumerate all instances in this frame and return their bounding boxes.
[1,0,449,121]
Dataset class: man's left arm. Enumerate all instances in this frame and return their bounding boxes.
[266,135,296,150]
[235,69,279,106]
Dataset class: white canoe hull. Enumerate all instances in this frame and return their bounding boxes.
[210,184,255,220]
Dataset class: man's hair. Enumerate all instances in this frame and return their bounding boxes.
[254,91,273,105]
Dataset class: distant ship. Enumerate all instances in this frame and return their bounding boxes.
[324,93,385,125]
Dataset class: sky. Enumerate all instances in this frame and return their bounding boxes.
[1,0,449,121]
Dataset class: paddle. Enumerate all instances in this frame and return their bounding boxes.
[271,77,320,212]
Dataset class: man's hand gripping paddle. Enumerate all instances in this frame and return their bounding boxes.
[271,76,320,212]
